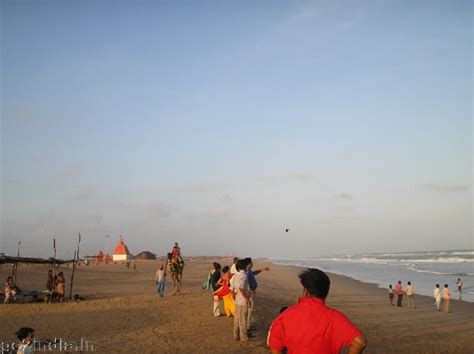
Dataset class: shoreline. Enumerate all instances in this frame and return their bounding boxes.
[1,258,473,353]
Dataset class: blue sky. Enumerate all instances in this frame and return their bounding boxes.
[1,0,472,258]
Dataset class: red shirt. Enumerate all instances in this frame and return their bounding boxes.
[267,297,362,354]
[171,246,181,257]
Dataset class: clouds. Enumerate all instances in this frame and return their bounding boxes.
[418,184,471,193]
[334,192,353,201]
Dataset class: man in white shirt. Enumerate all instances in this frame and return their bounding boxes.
[433,284,441,311]
[155,264,166,297]
[230,257,238,275]
[405,281,415,309]
[233,259,251,341]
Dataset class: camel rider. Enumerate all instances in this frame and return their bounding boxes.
[172,242,181,257]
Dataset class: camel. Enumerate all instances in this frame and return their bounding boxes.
[167,253,185,295]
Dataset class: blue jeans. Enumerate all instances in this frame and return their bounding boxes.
[156,280,165,296]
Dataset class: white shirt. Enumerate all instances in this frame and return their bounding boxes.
[433,288,441,302]
[155,269,166,281]
[230,264,237,274]
[233,270,249,306]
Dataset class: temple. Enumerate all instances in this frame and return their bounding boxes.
[112,236,133,261]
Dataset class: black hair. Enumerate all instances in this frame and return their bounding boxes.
[214,263,222,271]
[407,281,411,285]
[236,259,247,271]
[299,268,330,299]
[222,266,229,273]
[389,284,392,288]
[15,327,34,341]
[398,280,401,284]
[444,284,448,288]
[436,284,439,288]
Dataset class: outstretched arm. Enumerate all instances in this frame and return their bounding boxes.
[347,335,367,354]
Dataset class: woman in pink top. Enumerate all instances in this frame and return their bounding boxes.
[443,284,451,313]
[395,281,403,307]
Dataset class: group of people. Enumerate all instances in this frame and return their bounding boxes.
[45,270,66,303]
[3,269,66,304]
[205,257,270,341]
[388,277,463,313]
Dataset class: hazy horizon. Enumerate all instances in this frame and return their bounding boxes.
[1,0,472,259]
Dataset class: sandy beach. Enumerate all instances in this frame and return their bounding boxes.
[1,258,473,353]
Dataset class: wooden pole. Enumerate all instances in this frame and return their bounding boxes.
[69,233,81,300]
[12,241,21,283]
[51,238,56,303]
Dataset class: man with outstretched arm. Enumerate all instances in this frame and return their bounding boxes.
[267,268,367,354]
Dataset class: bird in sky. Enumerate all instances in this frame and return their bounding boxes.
[285,228,290,233]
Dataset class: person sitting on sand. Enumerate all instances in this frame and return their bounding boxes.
[4,276,17,304]
[388,284,394,306]
[267,268,367,354]
[395,281,403,307]
[155,264,166,297]
[443,284,451,313]
[55,272,66,303]
[434,284,442,311]
[211,263,223,317]
[15,327,35,354]
[44,270,54,303]
[215,266,235,317]
[405,281,415,309]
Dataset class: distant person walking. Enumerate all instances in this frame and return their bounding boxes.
[267,268,367,354]
[405,281,415,309]
[443,284,451,313]
[155,264,166,297]
[388,285,394,306]
[433,284,442,311]
[395,281,403,307]
[456,278,463,301]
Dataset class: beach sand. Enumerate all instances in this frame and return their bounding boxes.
[1,258,473,353]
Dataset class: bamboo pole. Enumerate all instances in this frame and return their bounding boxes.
[69,233,81,300]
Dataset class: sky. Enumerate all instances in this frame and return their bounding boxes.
[1,0,472,259]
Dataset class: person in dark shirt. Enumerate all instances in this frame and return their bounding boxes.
[211,263,222,316]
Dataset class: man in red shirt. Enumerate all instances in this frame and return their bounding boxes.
[171,242,181,257]
[267,268,366,354]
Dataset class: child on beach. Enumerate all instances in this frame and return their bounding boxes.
[388,285,394,305]
[155,264,166,297]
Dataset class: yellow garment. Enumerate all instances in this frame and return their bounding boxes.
[223,293,235,317]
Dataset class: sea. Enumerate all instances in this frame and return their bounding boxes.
[272,250,474,302]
